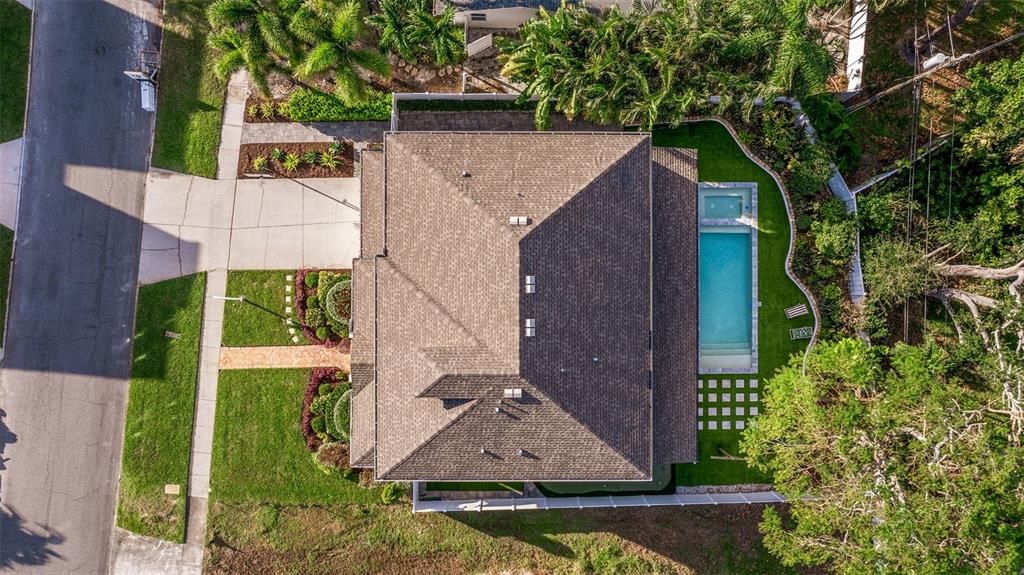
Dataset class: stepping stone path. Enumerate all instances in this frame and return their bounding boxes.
[697,378,760,431]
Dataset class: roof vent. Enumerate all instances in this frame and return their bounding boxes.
[516,449,525,457]
[508,216,529,226]
[503,388,523,399]
[524,318,536,337]
[461,170,471,178]
[525,275,536,294]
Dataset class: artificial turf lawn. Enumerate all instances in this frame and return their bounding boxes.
[150,0,226,178]
[0,225,13,340]
[117,273,207,542]
[653,121,811,486]
[222,270,305,347]
[0,0,30,142]
[210,368,384,505]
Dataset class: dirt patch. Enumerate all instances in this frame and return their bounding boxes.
[237,141,354,179]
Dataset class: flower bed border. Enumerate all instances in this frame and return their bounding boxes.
[302,367,341,451]
[294,268,352,349]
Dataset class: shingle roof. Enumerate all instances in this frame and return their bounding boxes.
[350,131,698,480]
[652,147,699,464]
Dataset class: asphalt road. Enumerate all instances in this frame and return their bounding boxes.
[0,1,160,573]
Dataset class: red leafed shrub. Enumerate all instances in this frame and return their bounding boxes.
[302,367,340,451]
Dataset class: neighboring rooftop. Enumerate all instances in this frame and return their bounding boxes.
[351,131,697,481]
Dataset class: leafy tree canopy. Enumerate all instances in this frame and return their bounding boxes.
[743,338,1024,575]
[498,0,838,129]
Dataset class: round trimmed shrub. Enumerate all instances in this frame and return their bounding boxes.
[324,279,351,324]
[307,295,321,309]
[304,306,326,328]
[304,273,319,288]
[311,415,326,434]
[315,326,329,341]
[318,383,332,396]
[312,441,350,476]
[311,393,333,415]
[332,388,351,443]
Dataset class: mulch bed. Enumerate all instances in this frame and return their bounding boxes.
[244,96,289,123]
[237,141,354,179]
[301,367,343,451]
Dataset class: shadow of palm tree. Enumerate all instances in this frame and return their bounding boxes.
[0,409,15,471]
[0,505,64,568]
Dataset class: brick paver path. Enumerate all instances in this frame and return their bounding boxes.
[219,345,350,371]
[241,121,389,144]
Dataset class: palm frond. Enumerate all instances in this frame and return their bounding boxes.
[298,41,339,77]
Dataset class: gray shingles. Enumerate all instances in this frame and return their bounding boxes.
[350,132,698,480]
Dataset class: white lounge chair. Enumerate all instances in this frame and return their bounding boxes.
[784,303,809,319]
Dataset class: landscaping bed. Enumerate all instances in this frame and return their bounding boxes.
[294,268,351,347]
[244,89,392,123]
[300,367,351,453]
[238,141,354,179]
[117,273,207,542]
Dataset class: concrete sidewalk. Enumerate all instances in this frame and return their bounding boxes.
[0,137,23,229]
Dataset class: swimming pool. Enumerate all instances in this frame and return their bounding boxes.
[699,184,752,222]
[703,195,744,218]
[699,228,752,353]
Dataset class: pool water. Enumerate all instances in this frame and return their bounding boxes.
[699,230,752,351]
[704,195,744,219]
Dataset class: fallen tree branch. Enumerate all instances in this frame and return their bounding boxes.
[940,258,1024,280]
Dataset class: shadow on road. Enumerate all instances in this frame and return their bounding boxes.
[0,504,64,569]
[0,409,15,471]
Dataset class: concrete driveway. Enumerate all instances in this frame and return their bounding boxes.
[139,170,361,284]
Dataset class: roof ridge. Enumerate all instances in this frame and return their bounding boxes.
[381,383,647,480]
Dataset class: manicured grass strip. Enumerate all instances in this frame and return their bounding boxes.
[0,225,12,340]
[674,430,770,486]
[117,273,207,542]
[221,269,304,347]
[654,122,810,485]
[0,0,31,142]
[211,368,383,504]
[151,0,226,178]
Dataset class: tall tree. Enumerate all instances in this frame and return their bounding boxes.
[209,28,274,95]
[365,0,417,61]
[289,0,390,105]
[408,4,464,67]
[742,339,1024,575]
[207,0,299,66]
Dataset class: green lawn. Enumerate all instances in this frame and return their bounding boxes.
[151,0,226,178]
[0,225,13,340]
[211,368,384,504]
[653,121,812,486]
[0,0,31,142]
[117,273,207,542]
[221,269,305,346]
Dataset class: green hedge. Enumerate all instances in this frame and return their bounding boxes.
[286,89,391,122]
[396,98,538,112]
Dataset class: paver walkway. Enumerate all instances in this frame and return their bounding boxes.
[219,345,350,370]
[241,120,389,144]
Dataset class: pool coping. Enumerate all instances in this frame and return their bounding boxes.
[698,182,758,375]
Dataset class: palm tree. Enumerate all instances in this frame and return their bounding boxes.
[365,0,417,61]
[207,0,299,65]
[209,28,273,95]
[290,0,390,105]
[409,5,465,67]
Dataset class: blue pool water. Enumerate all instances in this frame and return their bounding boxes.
[704,195,744,218]
[699,230,752,350]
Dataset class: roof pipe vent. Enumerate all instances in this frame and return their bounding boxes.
[461,170,471,178]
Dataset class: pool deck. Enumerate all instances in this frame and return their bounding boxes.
[698,182,759,375]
